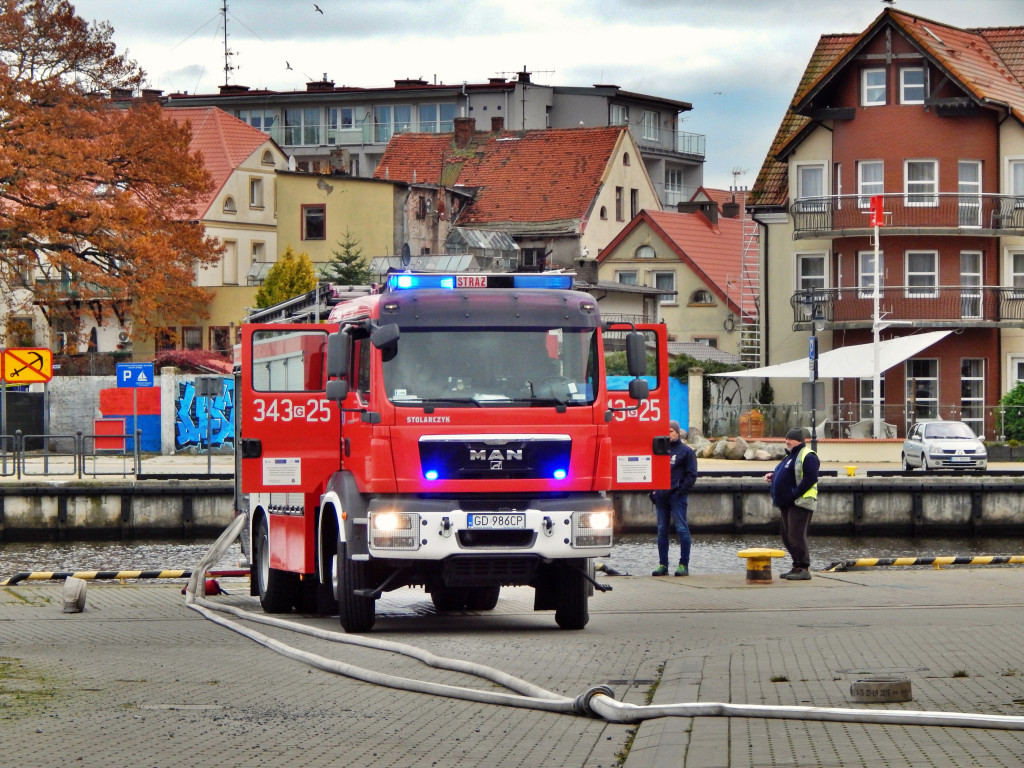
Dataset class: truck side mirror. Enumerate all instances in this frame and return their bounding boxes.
[628,378,649,401]
[371,323,400,349]
[625,332,647,377]
[327,332,350,378]
[326,379,349,403]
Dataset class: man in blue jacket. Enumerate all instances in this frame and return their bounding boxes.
[764,427,820,580]
[651,421,699,577]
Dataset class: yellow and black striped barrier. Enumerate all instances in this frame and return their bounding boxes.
[0,569,247,586]
[823,555,1024,573]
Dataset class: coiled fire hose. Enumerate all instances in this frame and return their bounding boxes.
[186,516,1024,730]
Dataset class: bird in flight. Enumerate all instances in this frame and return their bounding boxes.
[286,61,293,70]
[314,3,323,12]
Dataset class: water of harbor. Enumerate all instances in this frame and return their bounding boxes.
[3,534,1024,581]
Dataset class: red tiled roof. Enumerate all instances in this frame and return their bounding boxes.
[598,206,745,313]
[750,9,1024,207]
[164,107,275,217]
[375,126,626,226]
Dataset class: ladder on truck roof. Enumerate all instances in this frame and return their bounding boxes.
[246,282,373,324]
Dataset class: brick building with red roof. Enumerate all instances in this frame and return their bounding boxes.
[374,117,662,270]
[748,7,1024,441]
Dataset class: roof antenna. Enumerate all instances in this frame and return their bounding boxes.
[221,0,235,87]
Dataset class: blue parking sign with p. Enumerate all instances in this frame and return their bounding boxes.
[117,362,155,388]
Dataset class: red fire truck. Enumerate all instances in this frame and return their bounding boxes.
[239,273,669,631]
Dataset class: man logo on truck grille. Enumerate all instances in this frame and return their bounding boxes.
[470,448,523,470]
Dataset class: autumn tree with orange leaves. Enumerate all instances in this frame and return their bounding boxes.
[0,0,221,345]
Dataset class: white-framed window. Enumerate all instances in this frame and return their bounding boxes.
[283,107,320,145]
[641,110,659,141]
[328,106,355,143]
[797,164,825,210]
[615,270,638,285]
[797,253,826,293]
[615,186,624,220]
[900,67,927,104]
[653,271,676,305]
[417,103,456,133]
[236,109,276,132]
[1008,249,1024,297]
[373,104,412,143]
[858,250,884,298]
[1007,354,1024,392]
[905,160,938,206]
[693,337,718,348]
[862,68,886,106]
[958,160,982,226]
[906,358,938,421]
[222,240,238,285]
[961,358,985,437]
[906,250,938,297]
[635,245,656,259]
[251,242,266,262]
[1011,159,1024,196]
[610,104,629,125]
[249,177,264,209]
[858,161,884,207]
[960,250,982,318]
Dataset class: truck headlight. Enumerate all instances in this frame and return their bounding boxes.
[571,509,613,548]
[369,511,420,550]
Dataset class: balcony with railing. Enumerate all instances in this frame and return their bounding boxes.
[790,286,1024,330]
[625,124,705,160]
[790,193,1024,239]
[266,119,450,148]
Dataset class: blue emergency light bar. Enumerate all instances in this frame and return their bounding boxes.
[387,273,574,292]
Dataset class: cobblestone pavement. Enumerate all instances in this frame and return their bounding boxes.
[3,563,1024,767]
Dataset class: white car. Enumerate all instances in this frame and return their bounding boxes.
[901,420,987,471]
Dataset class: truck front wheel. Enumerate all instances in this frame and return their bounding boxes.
[554,559,591,630]
[336,540,376,632]
[254,515,298,613]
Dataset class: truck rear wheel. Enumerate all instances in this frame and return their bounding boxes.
[337,540,375,632]
[554,559,591,630]
[465,586,500,611]
[255,515,298,613]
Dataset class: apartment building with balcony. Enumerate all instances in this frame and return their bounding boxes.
[747,8,1024,439]
[163,69,704,210]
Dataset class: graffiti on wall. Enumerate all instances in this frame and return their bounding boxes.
[176,378,235,450]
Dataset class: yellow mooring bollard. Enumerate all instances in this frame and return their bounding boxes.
[845,465,858,477]
[737,548,787,583]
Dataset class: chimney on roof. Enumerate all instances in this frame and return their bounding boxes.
[721,201,740,219]
[394,78,429,87]
[110,87,133,100]
[454,116,476,148]
[488,77,506,85]
[491,116,504,132]
[575,254,598,285]
[219,84,251,94]
[517,67,532,84]
[307,75,335,91]
[678,200,719,225]
[140,88,163,101]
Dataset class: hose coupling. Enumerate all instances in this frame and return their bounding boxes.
[574,685,616,717]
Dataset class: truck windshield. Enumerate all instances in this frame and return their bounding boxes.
[382,328,598,407]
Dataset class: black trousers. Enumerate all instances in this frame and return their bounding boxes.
[779,505,813,570]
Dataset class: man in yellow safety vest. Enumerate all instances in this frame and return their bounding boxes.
[764,427,820,580]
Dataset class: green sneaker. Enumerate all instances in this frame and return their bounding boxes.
[651,565,669,576]
[674,564,689,577]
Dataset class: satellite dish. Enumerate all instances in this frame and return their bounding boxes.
[401,243,411,267]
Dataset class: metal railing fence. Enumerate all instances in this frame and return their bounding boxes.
[1,430,141,479]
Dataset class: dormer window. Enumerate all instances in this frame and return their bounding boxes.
[862,68,886,106]
[901,67,926,104]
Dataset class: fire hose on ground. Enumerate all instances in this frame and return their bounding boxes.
[185,515,1024,731]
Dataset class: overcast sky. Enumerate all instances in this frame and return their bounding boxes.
[72,0,1021,190]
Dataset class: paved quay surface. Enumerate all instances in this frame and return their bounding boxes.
[2,564,1024,767]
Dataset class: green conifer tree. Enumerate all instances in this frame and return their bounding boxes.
[324,228,373,285]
